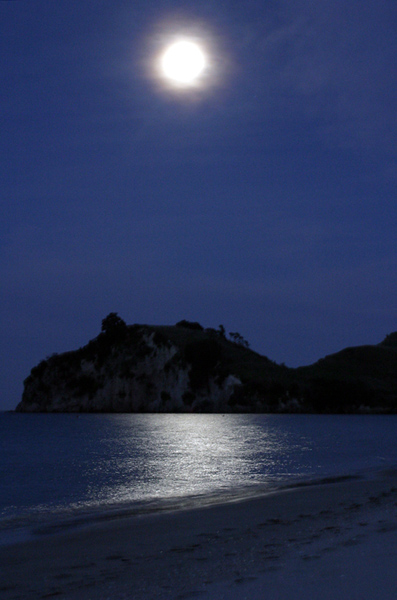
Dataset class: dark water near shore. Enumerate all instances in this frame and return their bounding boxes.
[1,413,397,545]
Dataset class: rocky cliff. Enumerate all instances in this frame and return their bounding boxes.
[16,319,274,413]
[16,317,397,413]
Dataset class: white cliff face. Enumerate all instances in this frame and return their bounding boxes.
[17,324,397,414]
[17,328,242,413]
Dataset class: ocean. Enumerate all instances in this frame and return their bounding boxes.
[1,412,397,546]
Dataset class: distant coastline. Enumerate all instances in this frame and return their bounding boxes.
[16,315,397,414]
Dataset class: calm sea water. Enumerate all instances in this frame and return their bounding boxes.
[1,412,397,544]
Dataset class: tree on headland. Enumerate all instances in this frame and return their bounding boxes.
[229,331,250,348]
[217,324,226,338]
[101,312,127,335]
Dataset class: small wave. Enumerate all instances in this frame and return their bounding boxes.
[0,470,374,547]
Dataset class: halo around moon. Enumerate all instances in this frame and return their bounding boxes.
[160,40,206,86]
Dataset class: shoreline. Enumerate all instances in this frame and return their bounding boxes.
[2,470,397,599]
[0,472,370,548]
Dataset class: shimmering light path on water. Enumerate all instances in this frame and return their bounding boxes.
[1,413,397,529]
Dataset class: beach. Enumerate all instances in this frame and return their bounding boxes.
[2,471,397,599]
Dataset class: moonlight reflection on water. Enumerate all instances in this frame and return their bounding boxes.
[2,413,397,526]
[86,414,310,505]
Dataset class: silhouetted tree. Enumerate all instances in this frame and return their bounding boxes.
[101,313,127,335]
[217,324,226,338]
[229,331,250,348]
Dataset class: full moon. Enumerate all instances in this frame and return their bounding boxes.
[160,40,206,85]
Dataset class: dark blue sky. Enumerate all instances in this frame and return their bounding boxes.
[1,0,396,410]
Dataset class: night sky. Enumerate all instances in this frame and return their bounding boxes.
[1,1,396,410]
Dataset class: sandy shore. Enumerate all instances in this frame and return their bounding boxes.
[2,472,397,599]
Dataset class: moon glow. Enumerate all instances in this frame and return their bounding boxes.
[160,40,206,85]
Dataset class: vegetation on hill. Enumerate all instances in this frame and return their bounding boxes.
[16,316,397,414]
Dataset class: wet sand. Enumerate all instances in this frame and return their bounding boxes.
[2,471,397,599]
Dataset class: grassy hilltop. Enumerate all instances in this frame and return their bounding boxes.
[16,316,397,414]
